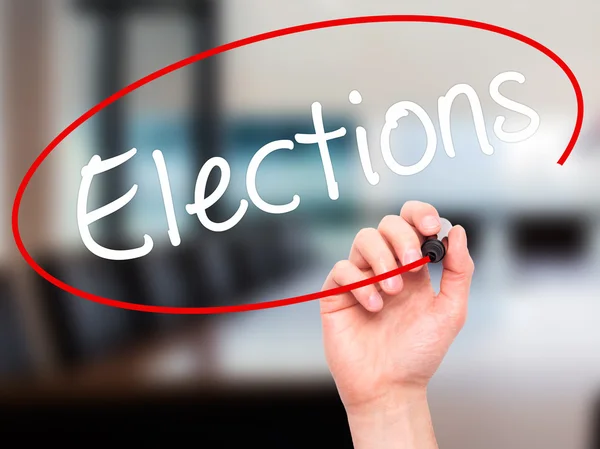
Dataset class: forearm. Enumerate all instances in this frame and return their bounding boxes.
[346,389,438,449]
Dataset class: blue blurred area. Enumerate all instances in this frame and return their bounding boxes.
[125,113,360,242]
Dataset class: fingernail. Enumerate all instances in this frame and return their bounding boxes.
[403,249,421,265]
[368,292,383,311]
[383,275,402,291]
[422,215,440,230]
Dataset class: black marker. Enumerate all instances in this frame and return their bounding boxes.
[421,218,452,263]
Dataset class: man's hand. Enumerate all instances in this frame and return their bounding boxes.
[321,201,475,448]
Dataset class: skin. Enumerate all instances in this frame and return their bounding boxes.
[320,201,475,449]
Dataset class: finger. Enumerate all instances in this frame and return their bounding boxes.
[349,228,403,295]
[436,225,475,324]
[321,260,383,314]
[378,214,426,273]
[400,201,442,237]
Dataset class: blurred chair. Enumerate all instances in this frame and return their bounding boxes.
[260,216,314,278]
[0,274,34,381]
[217,216,313,298]
[132,244,198,328]
[177,232,237,306]
[135,215,314,312]
[33,251,149,367]
[508,212,589,261]
[126,234,241,328]
[224,226,270,294]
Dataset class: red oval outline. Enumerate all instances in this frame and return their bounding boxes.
[12,15,584,314]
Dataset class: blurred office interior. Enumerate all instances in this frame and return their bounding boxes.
[1,0,600,446]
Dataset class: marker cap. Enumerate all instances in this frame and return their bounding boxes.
[422,239,446,263]
[421,217,452,263]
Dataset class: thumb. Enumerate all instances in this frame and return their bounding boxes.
[436,225,475,322]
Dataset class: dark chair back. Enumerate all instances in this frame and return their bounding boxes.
[0,274,34,381]
[34,253,147,366]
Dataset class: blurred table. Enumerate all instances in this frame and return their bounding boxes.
[4,259,600,391]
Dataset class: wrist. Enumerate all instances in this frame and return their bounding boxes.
[345,385,429,421]
[345,387,437,449]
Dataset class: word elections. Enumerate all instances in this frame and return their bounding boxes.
[78,71,539,260]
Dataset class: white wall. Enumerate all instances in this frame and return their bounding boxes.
[50,0,600,124]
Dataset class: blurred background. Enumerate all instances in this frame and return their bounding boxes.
[1,0,600,445]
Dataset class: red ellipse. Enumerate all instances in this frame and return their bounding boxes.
[12,15,584,314]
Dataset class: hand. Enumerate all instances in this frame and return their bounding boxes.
[320,201,474,448]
